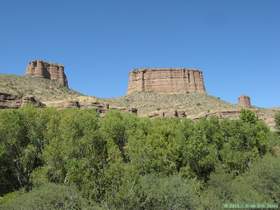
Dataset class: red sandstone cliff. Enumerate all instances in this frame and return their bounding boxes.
[238,95,252,108]
[25,60,68,88]
[127,68,206,95]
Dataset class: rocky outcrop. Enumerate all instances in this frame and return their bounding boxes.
[147,109,185,118]
[144,108,276,129]
[25,60,68,87]
[127,68,206,95]
[189,110,242,120]
[0,92,45,109]
[238,96,251,108]
[44,98,138,116]
[21,95,45,107]
[0,92,21,108]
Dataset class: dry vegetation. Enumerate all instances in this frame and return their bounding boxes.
[104,92,237,115]
[0,74,277,129]
[0,74,237,115]
[0,74,81,101]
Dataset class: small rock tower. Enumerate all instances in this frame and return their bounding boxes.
[25,60,68,88]
[238,95,252,108]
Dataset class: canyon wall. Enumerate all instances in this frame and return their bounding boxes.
[127,68,206,95]
[25,60,68,88]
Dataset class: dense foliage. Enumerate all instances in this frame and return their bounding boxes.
[0,107,279,209]
[275,112,280,133]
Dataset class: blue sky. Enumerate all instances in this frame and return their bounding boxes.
[0,0,279,107]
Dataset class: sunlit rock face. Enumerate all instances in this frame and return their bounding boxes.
[127,68,206,95]
[25,60,68,88]
[238,95,252,108]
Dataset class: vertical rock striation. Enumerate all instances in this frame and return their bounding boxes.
[238,95,252,108]
[127,68,206,95]
[25,60,68,88]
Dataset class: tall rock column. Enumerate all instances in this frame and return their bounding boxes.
[25,60,69,88]
[238,95,252,108]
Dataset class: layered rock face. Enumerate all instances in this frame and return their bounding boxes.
[238,96,251,108]
[44,97,138,116]
[0,92,21,108]
[0,92,45,109]
[25,60,68,88]
[127,68,206,95]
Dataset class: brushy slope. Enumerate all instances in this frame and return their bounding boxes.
[104,92,237,115]
[0,74,81,101]
[0,74,243,116]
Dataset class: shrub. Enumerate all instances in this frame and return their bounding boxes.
[0,183,103,210]
[275,112,280,133]
[104,174,201,210]
[202,155,280,209]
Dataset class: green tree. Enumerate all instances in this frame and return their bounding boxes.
[240,109,258,124]
[39,109,108,201]
[0,109,25,195]
[0,107,278,208]
[219,114,270,175]
[179,118,220,180]
[100,111,138,163]
[275,112,280,133]
[127,118,182,175]
[0,107,52,194]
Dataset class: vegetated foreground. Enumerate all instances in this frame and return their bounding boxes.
[0,107,280,210]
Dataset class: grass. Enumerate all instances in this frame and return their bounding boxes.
[103,91,237,116]
[0,74,277,128]
[0,74,81,102]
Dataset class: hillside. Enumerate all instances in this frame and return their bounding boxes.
[0,74,81,102]
[0,74,236,115]
[104,92,237,116]
[0,74,278,128]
